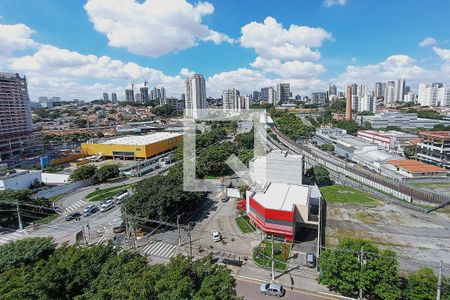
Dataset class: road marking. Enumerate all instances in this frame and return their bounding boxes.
[0,232,26,245]
[65,200,86,213]
[140,241,177,259]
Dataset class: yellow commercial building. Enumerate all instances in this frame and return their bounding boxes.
[81,132,183,160]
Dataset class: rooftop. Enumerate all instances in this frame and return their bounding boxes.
[253,182,309,211]
[99,132,182,146]
[419,131,450,140]
[359,130,418,138]
[388,159,447,173]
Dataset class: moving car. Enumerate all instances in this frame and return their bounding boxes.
[260,283,285,297]
[115,191,130,204]
[306,253,316,268]
[83,205,99,217]
[212,230,222,242]
[100,200,114,212]
[65,212,81,221]
[83,205,95,214]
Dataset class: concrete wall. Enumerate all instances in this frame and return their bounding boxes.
[34,179,91,199]
[41,173,70,184]
[0,170,42,191]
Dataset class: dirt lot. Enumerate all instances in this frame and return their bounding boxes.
[325,186,450,273]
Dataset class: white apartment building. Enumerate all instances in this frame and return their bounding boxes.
[222,88,240,111]
[417,83,450,107]
[359,95,376,113]
[395,79,405,102]
[185,74,206,117]
[384,81,396,105]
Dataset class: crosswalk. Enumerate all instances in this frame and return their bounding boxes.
[140,241,178,260]
[65,200,86,213]
[0,232,26,246]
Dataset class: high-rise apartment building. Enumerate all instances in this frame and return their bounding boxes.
[140,87,149,103]
[360,95,376,113]
[252,91,260,101]
[222,88,240,110]
[418,83,441,106]
[0,73,39,160]
[125,89,134,102]
[375,82,383,98]
[395,79,405,102]
[111,92,117,102]
[276,83,290,103]
[384,81,396,105]
[312,92,327,107]
[328,84,337,97]
[103,92,109,101]
[185,74,206,116]
[267,87,276,105]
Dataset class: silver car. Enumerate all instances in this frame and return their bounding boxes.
[260,283,285,297]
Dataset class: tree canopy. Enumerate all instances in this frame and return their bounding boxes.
[0,240,239,300]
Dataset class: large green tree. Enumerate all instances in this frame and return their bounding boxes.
[319,238,402,300]
[69,164,97,182]
[92,164,120,183]
[0,241,239,300]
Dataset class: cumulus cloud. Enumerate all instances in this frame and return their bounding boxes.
[240,16,331,61]
[0,23,37,56]
[84,0,233,57]
[323,0,347,7]
[419,37,438,47]
[251,57,325,78]
[433,47,450,62]
[8,44,186,100]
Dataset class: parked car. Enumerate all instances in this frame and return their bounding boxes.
[100,201,114,212]
[221,196,229,203]
[260,283,285,297]
[212,230,222,242]
[306,253,316,268]
[83,205,99,217]
[65,212,81,221]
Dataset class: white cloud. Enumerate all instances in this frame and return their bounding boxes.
[419,37,438,47]
[8,44,186,100]
[433,47,450,62]
[0,23,37,56]
[251,57,325,78]
[84,0,233,57]
[206,68,327,97]
[240,16,331,61]
[323,0,347,7]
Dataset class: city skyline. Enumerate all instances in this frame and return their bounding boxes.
[1,0,450,100]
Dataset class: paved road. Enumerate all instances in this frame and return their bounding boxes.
[236,279,337,300]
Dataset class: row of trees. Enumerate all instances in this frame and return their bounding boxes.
[273,111,315,140]
[69,164,120,184]
[0,238,239,300]
[319,238,450,300]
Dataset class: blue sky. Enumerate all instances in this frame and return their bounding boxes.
[1,0,450,100]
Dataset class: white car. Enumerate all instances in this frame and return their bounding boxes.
[212,230,222,242]
[101,199,114,208]
[100,200,115,212]
[83,204,95,214]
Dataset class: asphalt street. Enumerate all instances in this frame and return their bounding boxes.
[236,278,338,300]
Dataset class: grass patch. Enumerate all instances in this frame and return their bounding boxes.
[355,211,378,225]
[235,215,256,233]
[47,194,64,203]
[253,239,292,271]
[320,185,381,206]
[34,212,59,225]
[85,184,131,202]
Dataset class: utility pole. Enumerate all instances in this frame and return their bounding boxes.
[359,247,365,300]
[16,201,23,230]
[132,217,137,249]
[124,207,130,240]
[177,215,181,247]
[437,260,443,300]
[188,222,192,258]
[271,235,275,281]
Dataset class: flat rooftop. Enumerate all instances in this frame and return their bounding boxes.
[419,131,450,140]
[253,182,309,211]
[388,159,447,173]
[99,132,182,146]
[359,130,418,138]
